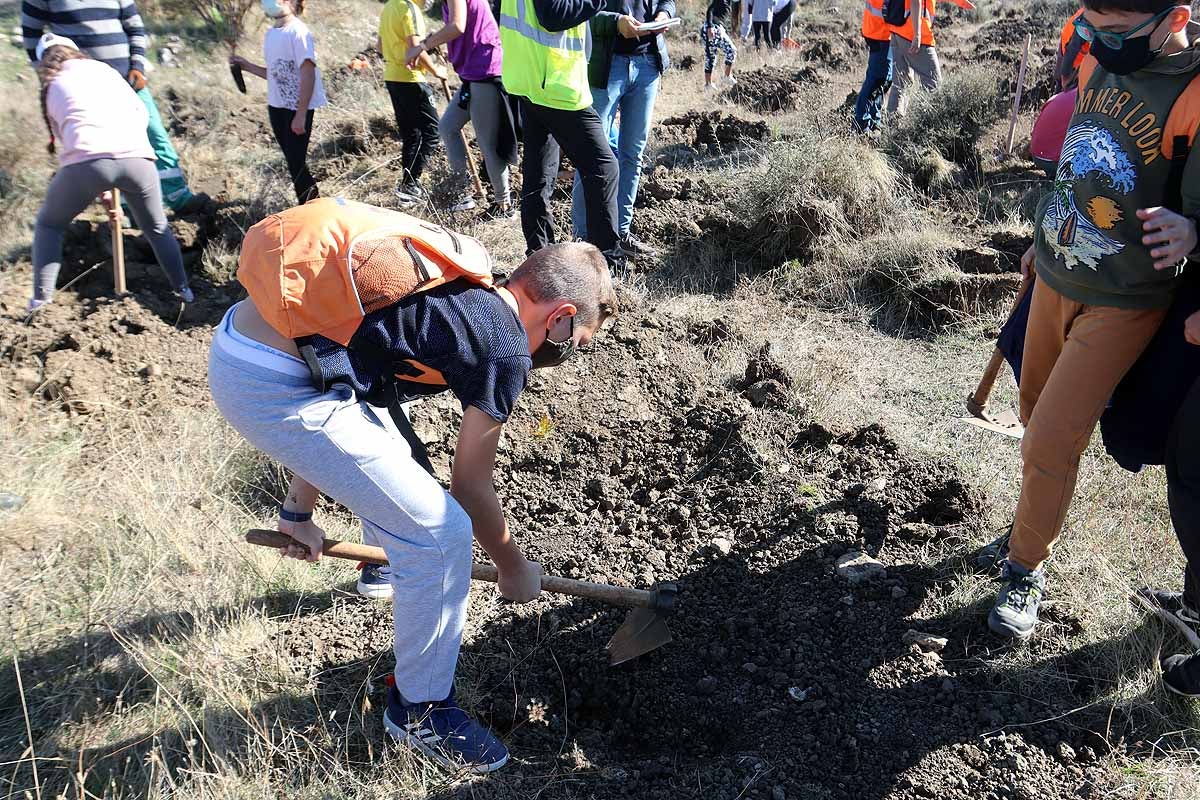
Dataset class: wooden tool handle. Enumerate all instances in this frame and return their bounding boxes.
[970,277,1032,409]
[245,529,658,608]
[110,187,126,295]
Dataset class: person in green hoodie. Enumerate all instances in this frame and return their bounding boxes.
[986,0,1200,640]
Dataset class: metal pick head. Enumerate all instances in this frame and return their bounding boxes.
[606,606,673,666]
[960,408,1024,439]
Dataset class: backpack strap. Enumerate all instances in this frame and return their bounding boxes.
[1077,54,1098,92]
[1163,72,1200,212]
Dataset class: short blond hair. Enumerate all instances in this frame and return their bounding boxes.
[509,242,617,327]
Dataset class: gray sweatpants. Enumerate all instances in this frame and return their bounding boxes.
[33,157,187,302]
[438,81,511,204]
[887,34,941,115]
[207,305,472,703]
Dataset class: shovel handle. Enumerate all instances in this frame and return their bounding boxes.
[969,276,1032,410]
[245,529,659,609]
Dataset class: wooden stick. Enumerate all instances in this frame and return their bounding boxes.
[1131,592,1200,651]
[110,188,126,295]
[439,77,485,198]
[245,529,660,608]
[968,276,1032,412]
[1005,33,1032,155]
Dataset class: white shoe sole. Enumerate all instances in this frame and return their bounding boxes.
[356,580,393,600]
[383,712,509,774]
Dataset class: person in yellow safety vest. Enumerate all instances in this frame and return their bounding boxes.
[1056,8,1091,91]
[886,0,974,116]
[499,0,645,268]
[853,0,893,132]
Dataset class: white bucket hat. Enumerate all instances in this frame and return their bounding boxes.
[35,33,79,61]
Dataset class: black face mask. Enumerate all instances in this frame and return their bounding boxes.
[530,315,576,368]
[1090,18,1168,75]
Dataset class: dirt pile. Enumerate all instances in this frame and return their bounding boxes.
[727,66,821,114]
[657,111,771,157]
[253,304,1142,799]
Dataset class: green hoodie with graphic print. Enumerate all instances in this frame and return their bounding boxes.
[1035,23,1200,310]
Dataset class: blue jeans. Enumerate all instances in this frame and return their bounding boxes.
[853,38,893,133]
[571,54,661,239]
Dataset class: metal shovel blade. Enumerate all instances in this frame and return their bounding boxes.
[606,606,673,666]
[960,407,1024,439]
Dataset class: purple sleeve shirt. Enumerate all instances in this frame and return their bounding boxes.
[445,0,504,81]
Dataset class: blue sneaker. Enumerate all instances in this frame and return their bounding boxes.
[357,562,393,600]
[384,682,509,773]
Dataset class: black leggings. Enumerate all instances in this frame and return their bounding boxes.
[268,106,318,204]
[752,20,769,48]
[769,1,793,47]
[1167,377,1200,609]
[386,80,441,184]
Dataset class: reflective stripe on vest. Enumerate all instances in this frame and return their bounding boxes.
[862,0,890,40]
[499,0,586,51]
[891,0,934,45]
[499,0,591,111]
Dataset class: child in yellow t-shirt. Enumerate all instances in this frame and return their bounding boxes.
[380,0,446,204]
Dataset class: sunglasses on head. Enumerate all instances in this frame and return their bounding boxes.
[1074,5,1178,49]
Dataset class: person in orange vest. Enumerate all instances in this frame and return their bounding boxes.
[886,0,974,115]
[1056,8,1091,91]
[853,0,893,132]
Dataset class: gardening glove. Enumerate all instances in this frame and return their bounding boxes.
[127,68,148,91]
[497,556,543,603]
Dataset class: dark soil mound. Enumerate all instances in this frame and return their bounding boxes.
[658,111,771,156]
[727,66,821,114]
[254,306,1153,799]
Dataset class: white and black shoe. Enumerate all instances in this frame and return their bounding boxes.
[357,562,393,600]
[384,679,509,773]
[395,182,427,207]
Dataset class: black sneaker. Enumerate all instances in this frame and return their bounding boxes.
[988,561,1045,639]
[620,234,659,258]
[1136,587,1200,627]
[485,202,518,221]
[973,527,1011,573]
[1162,652,1200,698]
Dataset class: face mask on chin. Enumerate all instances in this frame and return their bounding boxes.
[530,315,577,368]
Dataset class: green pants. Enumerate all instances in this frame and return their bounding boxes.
[137,88,194,210]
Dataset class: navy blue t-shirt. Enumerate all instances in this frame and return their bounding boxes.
[302,282,531,422]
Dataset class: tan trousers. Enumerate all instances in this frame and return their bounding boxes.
[1010,279,1166,570]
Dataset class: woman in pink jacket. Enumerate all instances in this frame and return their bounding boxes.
[30,33,191,313]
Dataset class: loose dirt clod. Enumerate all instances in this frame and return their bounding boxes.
[727,66,821,113]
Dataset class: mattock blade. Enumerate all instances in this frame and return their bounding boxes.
[605,582,678,665]
[606,606,673,665]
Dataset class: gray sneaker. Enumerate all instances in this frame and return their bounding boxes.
[988,561,1045,639]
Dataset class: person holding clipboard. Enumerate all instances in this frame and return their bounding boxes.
[570,0,679,258]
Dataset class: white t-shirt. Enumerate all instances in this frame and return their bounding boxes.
[263,18,327,111]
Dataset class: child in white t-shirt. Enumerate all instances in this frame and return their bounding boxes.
[230,0,327,203]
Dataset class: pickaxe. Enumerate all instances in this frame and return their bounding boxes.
[244,529,677,664]
[962,277,1031,439]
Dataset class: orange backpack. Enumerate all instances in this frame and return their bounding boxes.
[238,197,495,348]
